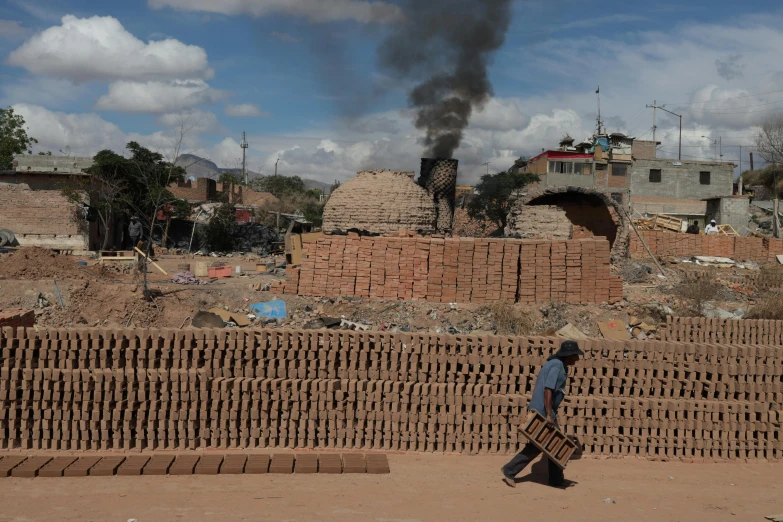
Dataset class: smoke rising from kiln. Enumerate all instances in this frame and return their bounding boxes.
[379,0,512,158]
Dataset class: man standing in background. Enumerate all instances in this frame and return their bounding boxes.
[128,216,142,249]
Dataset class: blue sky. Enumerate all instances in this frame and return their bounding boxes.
[1,0,782,182]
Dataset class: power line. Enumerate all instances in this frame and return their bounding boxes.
[676,99,783,112]
[661,88,783,108]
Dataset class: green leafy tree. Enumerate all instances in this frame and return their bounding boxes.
[0,107,38,170]
[202,202,238,251]
[467,170,539,229]
[252,174,307,196]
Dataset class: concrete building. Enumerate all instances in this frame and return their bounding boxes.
[1,156,97,253]
[706,196,750,234]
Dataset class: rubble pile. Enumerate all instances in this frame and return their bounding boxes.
[506,204,572,240]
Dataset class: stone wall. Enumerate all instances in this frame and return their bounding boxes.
[273,236,623,305]
[630,231,783,261]
[1,327,780,460]
[506,205,572,240]
[664,316,783,344]
[0,173,89,251]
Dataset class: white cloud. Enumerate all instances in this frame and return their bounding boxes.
[0,19,27,40]
[1,78,88,108]
[224,103,269,117]
[7,15,212,82]
[148,0,404,24]
[470,98,530,132]
[158,110,224,134]
[95,80,226,113]
[12,104,213,161]
[12,103,132,156]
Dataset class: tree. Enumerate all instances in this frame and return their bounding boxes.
[0,107,38,170]
[329,180,341,194]
[467,170,539,229]
[202,202,238,252]
[252,174,307,196]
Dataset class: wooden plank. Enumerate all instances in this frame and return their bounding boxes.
[134,247,168,275]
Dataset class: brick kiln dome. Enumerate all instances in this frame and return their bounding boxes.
[323,170,436,235]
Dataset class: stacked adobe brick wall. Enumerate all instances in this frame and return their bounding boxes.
[1,327,781,460]
[630,231,783,262]
[167,178,216,203]
[274,236,623,305]
[683,269,783,290]
[664,316,783,344]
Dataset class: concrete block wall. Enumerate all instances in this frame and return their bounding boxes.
[0,327,780,460]
[630,159,733,200]
[630,231,783,262]
[274,236,623,305]
[664,316,783,344]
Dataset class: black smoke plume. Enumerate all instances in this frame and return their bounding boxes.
[379,0,512,158]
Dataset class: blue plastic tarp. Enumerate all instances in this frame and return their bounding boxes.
[250,300,287,319]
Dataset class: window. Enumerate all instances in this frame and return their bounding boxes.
[611,193,624,205]
[700,171,711,185]
[596,163,607,171]
[548,161,574,174]
[611,163,628,177]
[649,169,662,183]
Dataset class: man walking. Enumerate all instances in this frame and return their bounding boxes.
[501,340,584,488]
[128,216,143,249]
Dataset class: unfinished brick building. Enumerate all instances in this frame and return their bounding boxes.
[1,158,97,252]
[323,171,437,235]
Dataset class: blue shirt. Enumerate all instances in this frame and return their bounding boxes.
[528,358,567,416]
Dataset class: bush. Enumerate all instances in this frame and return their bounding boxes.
[202,202,237,251]
[675,280,721,316]
[485,301,534,336]
[745,294,783,320]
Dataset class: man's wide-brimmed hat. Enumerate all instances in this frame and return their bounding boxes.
[553,340,585,359]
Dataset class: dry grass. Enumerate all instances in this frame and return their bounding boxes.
[620,262,653,284]
[485,301,534,336]
[674,280,721,316]
[745,293,783,320]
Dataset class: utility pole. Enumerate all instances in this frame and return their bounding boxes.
[646,100,658,158]
[750,152,755,171]
[240,131,249,185]
[653,105,682,160]
[274,157,280,177]
[719,136,723,161]
[701,136,718,161]
[596,86,603,135]
[482,162,490,176]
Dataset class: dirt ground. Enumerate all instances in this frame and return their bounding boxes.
[0,454,780,522]
[1,247,780,337]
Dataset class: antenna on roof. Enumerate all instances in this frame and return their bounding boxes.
[595,86,603,135]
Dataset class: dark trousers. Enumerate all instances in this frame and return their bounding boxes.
[502,442,564,486]
[129,235,140,250]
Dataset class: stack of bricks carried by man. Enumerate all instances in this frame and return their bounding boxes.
[274,235,623,305]
[1,327,780,461]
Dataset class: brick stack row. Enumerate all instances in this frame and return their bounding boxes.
[1,327,781,460]
[664,316,783,345]
[683,269,783,290]
[275,236,623,305]
[630,231,783,262]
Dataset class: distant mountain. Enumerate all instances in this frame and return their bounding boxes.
[176,154,329,191]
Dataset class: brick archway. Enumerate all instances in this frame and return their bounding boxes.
[511,186,630,262]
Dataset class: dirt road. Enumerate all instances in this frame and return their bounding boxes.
[0,454,779,522]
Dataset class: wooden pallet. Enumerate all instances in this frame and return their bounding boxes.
[633,213,684,233]
[519,411,578,469]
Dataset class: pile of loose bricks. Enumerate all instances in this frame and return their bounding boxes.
[273,236,623,305]
[1,327,780,461]
[664,316,783,345]
[0,452,389,477]
[630,231,783,262]
[0,309,35,329]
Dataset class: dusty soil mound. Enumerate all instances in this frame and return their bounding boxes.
[0,248,108,280]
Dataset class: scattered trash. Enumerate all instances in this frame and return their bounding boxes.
[765,515,783,522]
[669,476,674,480]
[555,323,588,340]
[170,271,205,285]
[76,261,88,266]
[250,300,287,320]
[191,311,225,328]
[602,498,616,504]
[36,293,51,309]
[340,319,370,331]
[208,308,251,327]
[598,321,630,341]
